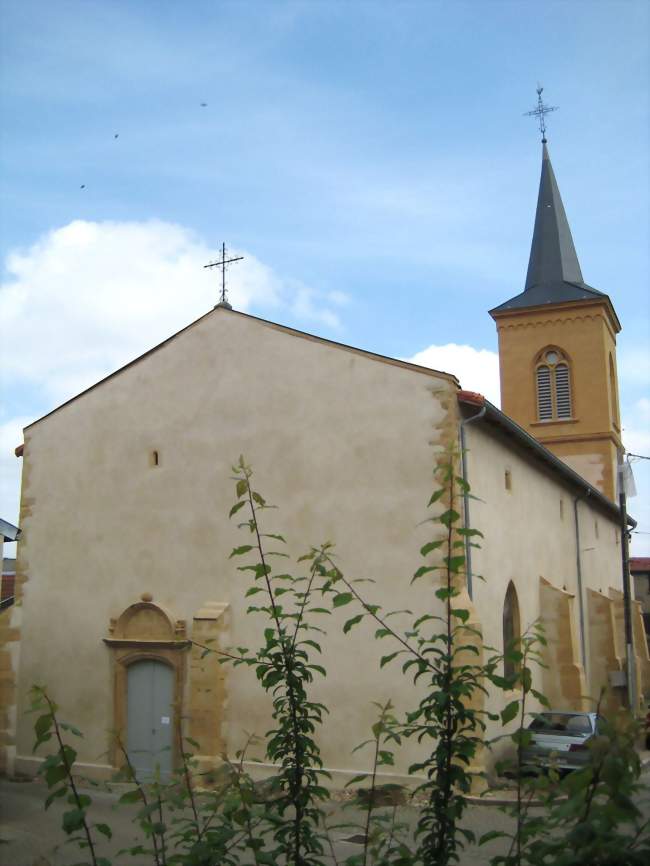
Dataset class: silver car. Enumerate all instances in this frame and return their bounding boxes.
[522,711,602,773]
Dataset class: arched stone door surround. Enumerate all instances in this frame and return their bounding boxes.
[104,594,190,771]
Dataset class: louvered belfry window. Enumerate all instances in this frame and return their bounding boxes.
[536,349,572,421]
[555,363,572,418]
[536,366,553,420]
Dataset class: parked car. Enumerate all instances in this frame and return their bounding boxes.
[522,711,603,773]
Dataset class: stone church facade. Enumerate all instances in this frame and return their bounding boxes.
[1,143,648,783]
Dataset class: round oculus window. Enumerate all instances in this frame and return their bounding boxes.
[545,351,559,364]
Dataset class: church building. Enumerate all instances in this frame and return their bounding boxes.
[1,140,648,784]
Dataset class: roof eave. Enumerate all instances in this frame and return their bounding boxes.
[489,293,621,333]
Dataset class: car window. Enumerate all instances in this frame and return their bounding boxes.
[565,715,592,734]
[528,713,591,733]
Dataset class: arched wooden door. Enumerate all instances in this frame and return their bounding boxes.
[127,659,174,780]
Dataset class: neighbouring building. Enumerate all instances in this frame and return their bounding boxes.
[2,140,648,785]
[0,519,20,775]
[632,558,650,650]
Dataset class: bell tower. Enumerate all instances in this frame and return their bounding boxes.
[489,143,622,501]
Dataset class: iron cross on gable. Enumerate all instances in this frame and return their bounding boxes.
[204,243,244,309]
[524,85,559,143]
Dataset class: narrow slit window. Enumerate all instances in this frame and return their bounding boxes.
[505,469,512,491]
[151,450,160,467]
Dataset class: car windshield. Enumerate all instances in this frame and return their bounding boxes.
[528,713,592,735]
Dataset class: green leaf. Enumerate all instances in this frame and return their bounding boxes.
[95,823,113,840]
[500,700,520,725]
[451,608,470,623]
[119,788,142,804]
[411,565,436,583]
[58,722,83,737]
[380,652,400,668]
[45,786,67,809]
[427,489,446,505]
[333,593,353,608]
[263,670,284,688]
[480,830,507,845]
[229,500,246,518]
[235,479,248,498]
[440,508,461,527]
[343,614,363,634]
[530,688,550,707]
[62,807,86,834]
[262,533,286,543]
[34,713,53,743]
[251,491,266,507]
[307,664,326,677]
[420,540,444,556]
[344,773,369,787]
[45,763,69,788]
[446,555,466,572]
[229,544,253,558]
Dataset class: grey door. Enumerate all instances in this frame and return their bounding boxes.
[127,659,174,780]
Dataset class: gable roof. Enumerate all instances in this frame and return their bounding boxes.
[490,144,618,327]
[22,306,458,431]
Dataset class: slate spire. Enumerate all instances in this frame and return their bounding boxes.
[525,143,583,290]
[490,143,609,315]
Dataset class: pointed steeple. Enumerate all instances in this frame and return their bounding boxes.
[525,143,583,289]
[490,144,610,315]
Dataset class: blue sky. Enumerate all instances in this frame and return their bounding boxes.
[1,0,648,553]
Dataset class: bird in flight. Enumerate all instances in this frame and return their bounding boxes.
[80,184,86,189]
[200,102,208,107]
[114,133,119,139]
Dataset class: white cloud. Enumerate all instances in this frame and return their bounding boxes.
[405,343,501,406]
[0,219,347,407]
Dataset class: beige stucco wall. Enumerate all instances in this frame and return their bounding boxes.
[12,308,461,783]
[464,421,624,729]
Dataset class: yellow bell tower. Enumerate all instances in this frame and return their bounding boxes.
[490,143,622,501]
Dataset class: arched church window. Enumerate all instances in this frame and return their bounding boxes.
[535,348,572,421]
[503,581,521,681]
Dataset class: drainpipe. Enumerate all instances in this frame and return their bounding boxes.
[618,456,637,712]
[459,403,487,600]
[573,491,589,675]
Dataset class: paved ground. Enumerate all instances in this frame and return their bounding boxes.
[0,777,514,866]
[2,767,649,866]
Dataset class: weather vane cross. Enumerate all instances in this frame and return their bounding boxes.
[204,242,244,308]
[524,85,558,143]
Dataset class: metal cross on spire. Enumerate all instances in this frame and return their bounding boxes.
[204,243,244,309]
[524,85,558,143]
